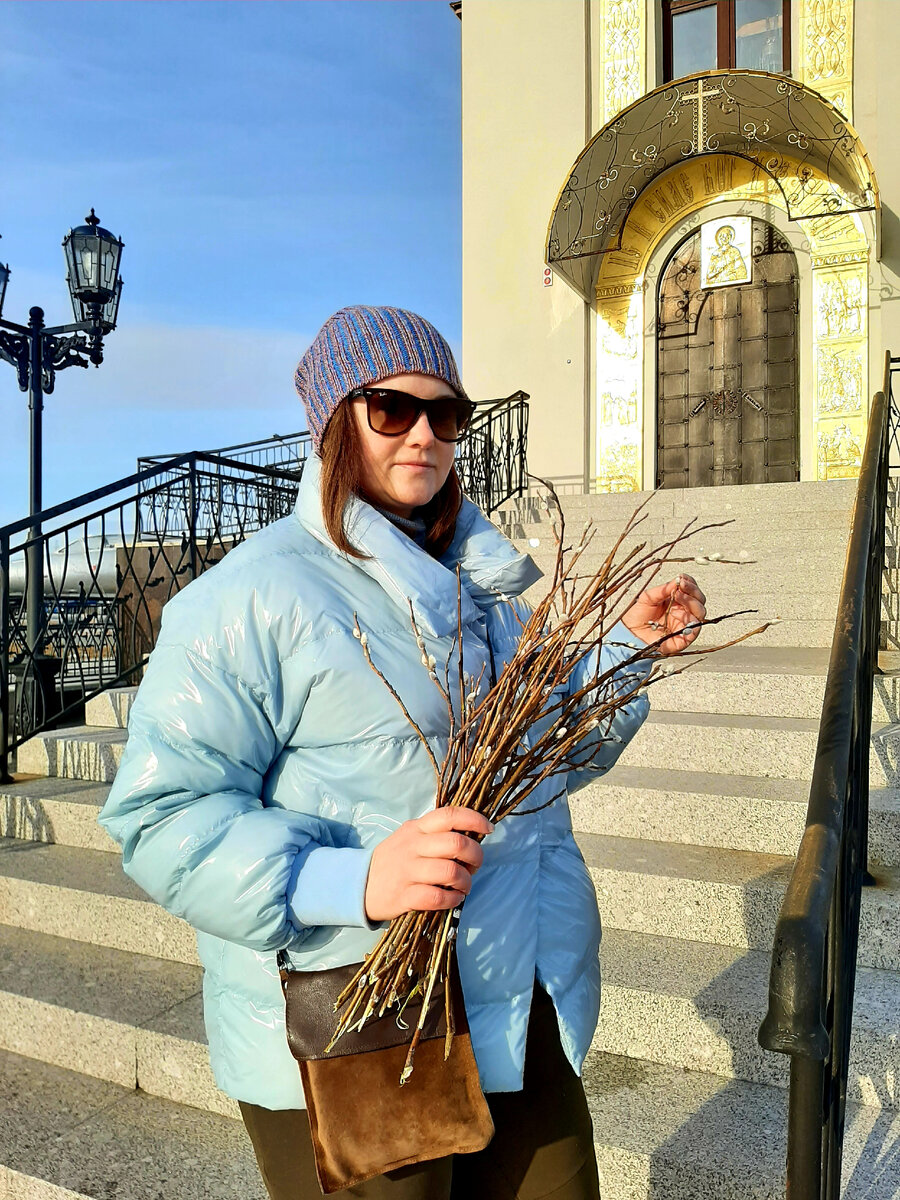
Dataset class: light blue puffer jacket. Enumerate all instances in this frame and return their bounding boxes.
[99,455,650,1109]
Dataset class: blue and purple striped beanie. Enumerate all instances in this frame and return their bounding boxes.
[294,305,467,451]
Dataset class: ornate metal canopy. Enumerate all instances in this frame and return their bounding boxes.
[547,70,879,301]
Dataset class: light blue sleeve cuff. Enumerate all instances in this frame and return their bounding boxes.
[605,619,654,683]
[287,845,378,931]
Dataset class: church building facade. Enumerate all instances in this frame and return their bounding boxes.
[459,0,898,494]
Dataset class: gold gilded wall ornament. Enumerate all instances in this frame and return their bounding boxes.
[817,422,862,479]
[597,438,641,492]
[816,348,864,416]
[600,389,639,426]
[601,0,644,121]
[816,275,865,340]
[798,0,854,119]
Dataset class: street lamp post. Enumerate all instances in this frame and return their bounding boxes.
[0,211,123,723]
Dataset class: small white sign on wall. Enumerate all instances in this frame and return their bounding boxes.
[701,217,752,289]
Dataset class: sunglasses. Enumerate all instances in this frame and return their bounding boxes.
[348,387,475,443]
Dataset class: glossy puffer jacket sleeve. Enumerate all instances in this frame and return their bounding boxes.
[562,618,652,793]
[98,638,343,953]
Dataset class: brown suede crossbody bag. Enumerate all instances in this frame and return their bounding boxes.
[278,949,494,1195]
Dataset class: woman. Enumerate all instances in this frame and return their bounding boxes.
[99,305,706,1200]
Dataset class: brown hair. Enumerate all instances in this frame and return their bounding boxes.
[318,400,462,560]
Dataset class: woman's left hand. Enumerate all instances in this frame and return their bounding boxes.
[621,573,707,656]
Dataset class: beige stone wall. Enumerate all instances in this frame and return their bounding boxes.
[460,0,592,491]
[853,0,900,384]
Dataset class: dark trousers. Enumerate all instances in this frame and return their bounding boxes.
[240,986,601,1200]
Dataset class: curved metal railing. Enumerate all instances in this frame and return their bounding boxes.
[758,352,898,1197]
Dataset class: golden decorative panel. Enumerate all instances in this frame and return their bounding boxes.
[600,389,639,426]
[798,0,854,119]
[817,422,862,479]
[597,437,641,493]
[596,284,643,492]
[816,348,864,415]
[601,0,644,122]
[816,275,865,340]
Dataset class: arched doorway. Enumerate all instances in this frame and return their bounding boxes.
[656,218,799,488]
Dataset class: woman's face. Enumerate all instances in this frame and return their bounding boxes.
[350,372,458,518]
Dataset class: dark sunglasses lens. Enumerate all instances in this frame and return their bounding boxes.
[366,391,418,435]
[429,399,473,441]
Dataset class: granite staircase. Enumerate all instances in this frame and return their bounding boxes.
[501,478,900,1198]
[1,477,899,1197]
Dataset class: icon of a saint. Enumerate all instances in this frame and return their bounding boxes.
[704,225,749,286]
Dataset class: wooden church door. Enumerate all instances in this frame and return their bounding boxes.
[656,219,799,488]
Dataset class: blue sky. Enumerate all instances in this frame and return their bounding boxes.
[0,0,462,526]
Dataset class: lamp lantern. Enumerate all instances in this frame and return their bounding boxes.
[63,209,124,312]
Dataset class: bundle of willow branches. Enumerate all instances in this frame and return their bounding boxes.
[327,491,768,1083]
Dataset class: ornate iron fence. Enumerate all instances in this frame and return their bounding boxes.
[456,390,530,514]
[1,393,530,779]
[759,352,899,1198]
[0,453,299,781]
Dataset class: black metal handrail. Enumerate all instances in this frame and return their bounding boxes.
[759,351,899,1197]
[138,431,311,479]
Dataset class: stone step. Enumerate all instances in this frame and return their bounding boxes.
[584,1049,899,1200]
[596,928,900,1109]
[0,1049,264,1199]
[4,753,895,877]
[573,766,900,864]
[648,646,831,717]
[497,477,859,517]
[2,1041,895,1200]
[16,725,126,783]
[0,837,198,966]
[539,609,838,648]
[9,691,845,790]
[84,687,135,730]
[0,777,118,853]
[617,709,900,786]
[648,647,900,721]
[520,541,855,576]
[5,825,896,976]
[520,568,842,615]
[0,922,227,1116]
[5,907,898,1134]
[513,521,852,558]
[580,832,900,970]
[52,636,900,733]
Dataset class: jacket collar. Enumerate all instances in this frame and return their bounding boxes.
[293,455,542,639]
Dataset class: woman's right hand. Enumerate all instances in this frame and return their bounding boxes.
[364,806,493,922]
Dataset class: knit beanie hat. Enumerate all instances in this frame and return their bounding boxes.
[294,305,467,451]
